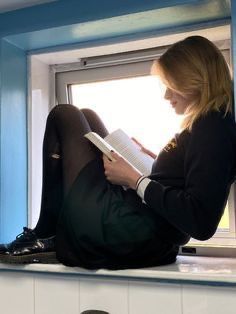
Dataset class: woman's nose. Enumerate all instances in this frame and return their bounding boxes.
[164,88,172,100]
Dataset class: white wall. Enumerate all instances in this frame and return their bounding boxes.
[0,272,235,314]
[28,56,51,228]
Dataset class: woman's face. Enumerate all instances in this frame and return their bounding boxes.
[164,87,192,115]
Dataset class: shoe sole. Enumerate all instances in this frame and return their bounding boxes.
[0,252,58,264]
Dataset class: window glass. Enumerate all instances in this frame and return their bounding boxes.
[71,75,182,153]
[218,203,229,231]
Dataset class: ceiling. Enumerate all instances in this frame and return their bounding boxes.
[0,0,56,13]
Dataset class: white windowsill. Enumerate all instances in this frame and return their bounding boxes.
[1,255,236,286]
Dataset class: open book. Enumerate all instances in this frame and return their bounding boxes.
[84,129,154,175]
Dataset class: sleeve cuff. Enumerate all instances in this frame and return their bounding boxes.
[137,177,151,200]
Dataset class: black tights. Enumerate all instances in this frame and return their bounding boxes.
[34,104,108,238]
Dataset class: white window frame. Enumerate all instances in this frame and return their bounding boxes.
[54,40,236,257]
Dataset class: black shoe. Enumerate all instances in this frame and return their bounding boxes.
[0,227,58,264]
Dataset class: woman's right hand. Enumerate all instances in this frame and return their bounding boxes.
[103,152,142,189]
[132,138,157,159]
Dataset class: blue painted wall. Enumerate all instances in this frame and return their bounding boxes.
[0,0,232,241]
[0,0,201,37]
[0,39,27,241]
[3,0,231,52]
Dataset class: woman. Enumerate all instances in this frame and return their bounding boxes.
[0,36,235,269]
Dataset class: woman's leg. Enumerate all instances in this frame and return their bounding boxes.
[54,107,110,265]
[81,108,109,139]
[0,104,109,263]
[34,105,102,237]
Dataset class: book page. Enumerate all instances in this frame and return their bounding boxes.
[105,129,154,175]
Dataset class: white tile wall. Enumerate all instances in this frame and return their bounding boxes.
[79,277,129,314]
[182,284,236,314]
[129,281,182,314]
[34,274,79,314]
[0,272,34,314]
[1,271,236,314]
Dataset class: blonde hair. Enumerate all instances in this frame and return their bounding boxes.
[156,36,232,131]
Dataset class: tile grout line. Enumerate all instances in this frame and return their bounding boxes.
[127,280,130,314]
[180,284,184,314]
[33,275,36,314]
[78,277,81,314]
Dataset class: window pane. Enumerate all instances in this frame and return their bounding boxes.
[218,203,229,231]
[71,75,182,153]
[70,75,230,233]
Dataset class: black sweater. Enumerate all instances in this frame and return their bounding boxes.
[145,110,236,241]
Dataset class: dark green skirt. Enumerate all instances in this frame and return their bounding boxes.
[57,159,178,269]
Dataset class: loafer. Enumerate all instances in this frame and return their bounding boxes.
[0,227,58,264]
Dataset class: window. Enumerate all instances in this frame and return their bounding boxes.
[52,38,236,256]
[71,76,182,153]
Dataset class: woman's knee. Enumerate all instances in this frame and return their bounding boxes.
[49,104,78,117]
[49,106,96,121]
[81,108,108,137]
[81,108,99,120]
[47,104,82,125]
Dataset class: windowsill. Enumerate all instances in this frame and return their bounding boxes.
[1,255,236,286]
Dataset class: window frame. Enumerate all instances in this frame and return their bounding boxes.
[54,41,236,257]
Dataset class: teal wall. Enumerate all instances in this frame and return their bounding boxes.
[0,0,203,37]
[0,39,27,241]
[0,0,232,241]
[3,0,231,52]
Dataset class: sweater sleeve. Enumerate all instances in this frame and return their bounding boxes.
[144,115,235,240]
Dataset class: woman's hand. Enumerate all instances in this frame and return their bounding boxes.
[132,138,157,159]
[103,152,142,189]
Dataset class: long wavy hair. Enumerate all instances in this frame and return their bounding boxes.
[155,36,232,131]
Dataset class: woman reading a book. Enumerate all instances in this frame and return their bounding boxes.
[0,36,236,268]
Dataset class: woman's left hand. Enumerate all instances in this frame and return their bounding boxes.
[103,152,142,189]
